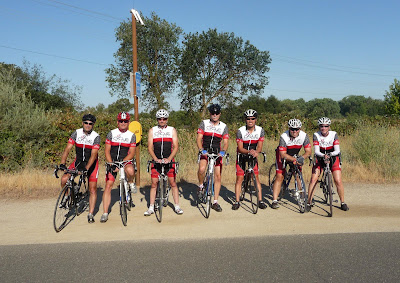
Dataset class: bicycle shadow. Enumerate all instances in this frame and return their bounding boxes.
[139,185,151,207]
[308,195,340,217]
[264,184,304,214]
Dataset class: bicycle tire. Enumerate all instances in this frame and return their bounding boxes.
[295,170,307,213]
[155,179,164,223]
[53,185,72,232]
[120,181,128,226]
[205,173,213,219]
[326,172,334,217]
[163,185,170,207]
[239,179,245,201]
[248,172,259,214]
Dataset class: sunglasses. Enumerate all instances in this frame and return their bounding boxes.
[319,125,330,128]
[290,128,300,131]
[118,120,129,123]
[83,121,93,125]
[210,112,220,115]
[246,117,256,121]
[157,118,168,121]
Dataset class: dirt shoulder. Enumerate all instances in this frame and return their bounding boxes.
[1,183,399,246]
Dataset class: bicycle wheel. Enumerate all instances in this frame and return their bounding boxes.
[53,185,72,232]
[326,172,334,217]
[294,171,307,213]
[205,173,213,219]
[248,172,259,214]
[163,185,170,207]
[321,173,329,204]
[239,179,245,201]
[120,181,128,226]
[155,179,164,223]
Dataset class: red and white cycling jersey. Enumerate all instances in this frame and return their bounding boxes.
[313,131,340,157]
[278,130,311,156]
[68,128,100,163]
[151,125,175,159]
[197,119,229,152]
[236,125,265,151]
[105,129,136,161]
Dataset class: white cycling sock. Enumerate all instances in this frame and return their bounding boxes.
[213,200,218,204]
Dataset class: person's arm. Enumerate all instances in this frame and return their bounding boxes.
[60,143,73,165]
[330,133,340,156]
[236,130,248,154]
[278,136,296,163]
[148,128,160,162]
[302,134,312,159]
[166,128,179,162]
[85,136,100,170]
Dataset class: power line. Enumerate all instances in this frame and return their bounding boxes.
[0,45,108,66]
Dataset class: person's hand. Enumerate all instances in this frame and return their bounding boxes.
[296,156,305,166]
[201,149,208,155]
[81,168,88,176]
[219,151,226,157]
[249,149,258,157]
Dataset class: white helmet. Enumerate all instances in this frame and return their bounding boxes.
[318,117,331,125]
[288,118,302,128]
[156,109,169,119]
[244,109,258,118]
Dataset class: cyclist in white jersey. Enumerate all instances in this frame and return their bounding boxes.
[59,114,100,223]
[271,119,311,209]
[232,109,268,210]
[197,104,229,212]
[306,117,349,212]
[102,112,136,223]
[144,109,183,216]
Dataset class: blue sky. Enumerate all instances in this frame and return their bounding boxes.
[1,0,399,109]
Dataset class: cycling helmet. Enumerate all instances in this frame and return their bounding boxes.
[82,114,96,123]
[156,109,169,119]
[318,117,331,125]
[288,118,302,128]
[208,104,221,114]
[117,111,130,121]
[244,109,258,118]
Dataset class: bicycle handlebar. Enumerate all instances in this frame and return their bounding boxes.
[147,160,179,175]
[197,151,230,165]
[54,165,85,179]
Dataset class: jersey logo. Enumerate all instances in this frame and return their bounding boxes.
[154,130,172,138]
[205,124,223,134]
[77,135,94,144]
[113,134,131,143]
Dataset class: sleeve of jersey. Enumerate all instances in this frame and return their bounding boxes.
[68,131,77,144]
[197,121,205,134]
[93,136,100,150]
[130,134,137,147]
[259,128,266,141]
[222,125,229,139]
[333,133,340,145]
[105,132,112,145]
[303,135,311,148]
[278,136,287,151]
[236,130,242,143]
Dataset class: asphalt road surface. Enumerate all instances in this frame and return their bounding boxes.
[1,232,399,282]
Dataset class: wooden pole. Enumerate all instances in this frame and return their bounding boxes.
[132,13,140,187]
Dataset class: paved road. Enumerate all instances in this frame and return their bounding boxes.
[1,232,399,282]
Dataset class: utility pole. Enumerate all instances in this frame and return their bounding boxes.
[130,9,144,187]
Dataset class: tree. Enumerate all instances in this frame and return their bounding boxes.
[179,29,271,118]
[384,79,400,115]
[105,12,182,112]
[106,98,134,115]
[0,61,82,110]
[305,98,341,118]
[339,95,385,116]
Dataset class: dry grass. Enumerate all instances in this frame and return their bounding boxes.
[1,126,399,199]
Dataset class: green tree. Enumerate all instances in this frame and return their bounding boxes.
[384,79,400,115]
[339,95,385,116]
[179,28,271,118]
[106,98,134,115]
[305,98,341,118]
[105,12,182,111]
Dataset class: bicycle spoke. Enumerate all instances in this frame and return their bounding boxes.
[53,185,73,232]
[120,181,128,226]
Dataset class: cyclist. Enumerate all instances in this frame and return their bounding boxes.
[197,104,229,212]
[271,119,311,209]
[102,112,136,223]
[233,109,268,210]
[306,117,349,212]
[59,114,100,223]
[144,109,183,216]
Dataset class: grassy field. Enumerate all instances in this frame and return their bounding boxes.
[1,125,399,199]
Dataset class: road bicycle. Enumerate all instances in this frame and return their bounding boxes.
[197,150,229,218]
[106,159,136,226]
[147,160,179,223]
[238,152,266,214]
[316,154,340,217]
[268,154,309,213]
[53,166,89,232]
